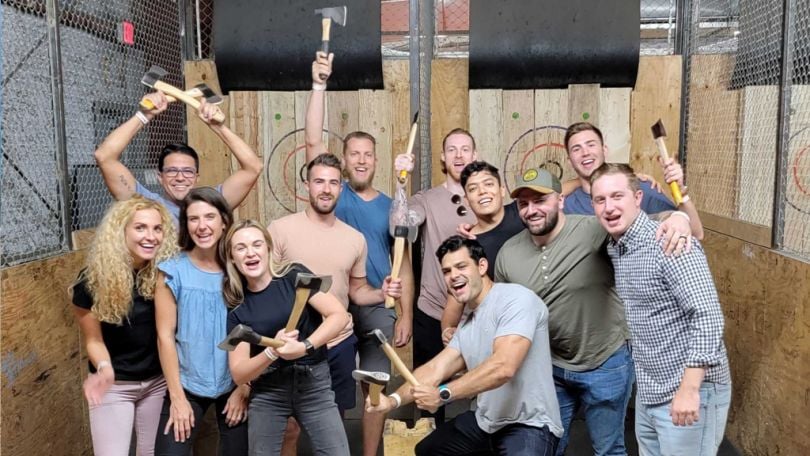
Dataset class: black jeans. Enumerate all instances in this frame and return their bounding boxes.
[154,388,248,456]
[415,410,559,456]
[413,306,447,426]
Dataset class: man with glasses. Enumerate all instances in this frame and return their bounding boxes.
[94,91,262,220]
[394,128,478,425]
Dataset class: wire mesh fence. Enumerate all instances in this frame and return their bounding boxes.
[682,0,810,258]
[1,0,186,266]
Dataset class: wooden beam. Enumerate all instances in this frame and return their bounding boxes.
[468,89,503,166]
[699,211,772,248]
[430,59,469,186]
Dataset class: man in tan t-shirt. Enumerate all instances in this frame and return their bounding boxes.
[268,154,401,444]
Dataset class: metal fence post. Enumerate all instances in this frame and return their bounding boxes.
[45,0,73,251]
[772,0,796,249]
[417,0,433,191]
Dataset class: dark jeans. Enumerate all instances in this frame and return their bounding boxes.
[415,410,559,456]
[154,388,248,456]
[249,361,349,455]
[413,306,446,426]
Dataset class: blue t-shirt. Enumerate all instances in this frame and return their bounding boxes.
[158,252,233,398]
[334,181,392,290]
[563,181,676,216]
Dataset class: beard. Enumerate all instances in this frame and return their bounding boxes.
[347,170,375,192]
[309,193,337,215]
[523,208,559,237]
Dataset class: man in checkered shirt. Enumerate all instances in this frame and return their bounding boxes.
[590,163,731,456]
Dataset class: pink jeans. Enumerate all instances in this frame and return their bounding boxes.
[88,375,166,456]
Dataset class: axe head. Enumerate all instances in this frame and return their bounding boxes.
[352,369,390,386]
[141,65,168,88]
[367,328,388,346]
[651,119,667,139]
[392,224,418,243]
[315,5,347,26]
[218,324,261,351]
[295,272,332,293]
[193,83,224,105]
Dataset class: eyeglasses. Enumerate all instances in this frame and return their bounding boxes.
[450,193,468,216]
[162,167,197,178]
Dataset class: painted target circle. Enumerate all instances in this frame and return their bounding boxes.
[787,127,810,216]
[502,125,576,196]
[264,128,345,214]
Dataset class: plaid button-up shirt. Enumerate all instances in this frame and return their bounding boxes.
[608,212,731,405]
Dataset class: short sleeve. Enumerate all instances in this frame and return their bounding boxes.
[135,180,161,201]
[157,258,181,300]
[494,290,542,342]
[267,221,286,263]
[640,181,677,214]
[407,191,427,224]
[350,237,368,279]
[226,309,242,334]
[71,272,93,310]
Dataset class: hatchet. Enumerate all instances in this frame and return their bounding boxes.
[385,223,417,309]
[140,65,225,123]
[314,6,347,80]
[139,83,223,111]
[398,112,419,183]
[286,273,332,332]
[369,329,419,386]
[218,324,284,351]
[352,370,389,406]
[651,119,683,205]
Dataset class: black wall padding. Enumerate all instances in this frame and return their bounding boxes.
[213,0,383,92]
[469,0,640,89]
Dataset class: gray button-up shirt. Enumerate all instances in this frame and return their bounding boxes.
[608,212,731,405]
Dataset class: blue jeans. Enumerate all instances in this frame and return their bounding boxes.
[415,410,558,455]
[248,361,349,455]
[635,382,731,456]
[554,343,635,456]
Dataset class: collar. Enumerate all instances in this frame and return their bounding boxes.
[609,211,654,254]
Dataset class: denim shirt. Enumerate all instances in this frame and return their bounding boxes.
[159,252,233,398]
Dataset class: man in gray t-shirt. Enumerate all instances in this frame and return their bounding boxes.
[367,236,561,455]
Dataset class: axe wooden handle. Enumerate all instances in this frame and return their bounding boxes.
[321,17,332,53]
[139,87,206,110]
[259,336,284,349]
[369,383,384,406]
[398,119,419,182]
[381,342,419,386]
[385,237,405,309]
[285,288,311,332]
[152,80,226,123]
[653,137,683,205]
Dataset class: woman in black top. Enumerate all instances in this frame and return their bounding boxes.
[71,196,177,456]
[223,220,351,455]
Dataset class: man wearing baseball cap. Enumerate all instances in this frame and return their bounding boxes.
[494,166,634,456]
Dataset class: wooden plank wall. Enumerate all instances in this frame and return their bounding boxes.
[1,252,92,455]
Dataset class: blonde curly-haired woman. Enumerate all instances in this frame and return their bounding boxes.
[71,195,178,456]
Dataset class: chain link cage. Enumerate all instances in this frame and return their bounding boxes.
[682,0,810,258]
[1,0,186,266]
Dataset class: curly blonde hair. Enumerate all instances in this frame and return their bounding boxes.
[223,220,293,308]
[81,196,178,324]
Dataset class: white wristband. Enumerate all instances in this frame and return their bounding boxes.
[680,194,691,204]
[312,82,327,91]
[670,210,691,224]
[263,347,278,362]
[135,111,149,125]
[96,360,112,372]
[389,393,402,409]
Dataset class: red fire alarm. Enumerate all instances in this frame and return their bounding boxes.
[118,21,135,46]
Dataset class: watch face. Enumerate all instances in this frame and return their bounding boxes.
[439,388,451,401]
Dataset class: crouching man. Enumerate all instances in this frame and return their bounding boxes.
[366,235,563,455]
[590,163,731,456]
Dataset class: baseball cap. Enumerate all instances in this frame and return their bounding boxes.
[510,167,562,198]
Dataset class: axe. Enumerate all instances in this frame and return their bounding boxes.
[650,119,683,205]
[369,329,419,386]
[314,6,347,79]
[139,83,223,111]
[385,224,417,309]
[218,324,284,351]
[398,112,419,183]
[352,370,389,406]
[140,65,226,123]
[286,273,332,332]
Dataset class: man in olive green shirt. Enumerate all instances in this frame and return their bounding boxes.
[494,168,632,456]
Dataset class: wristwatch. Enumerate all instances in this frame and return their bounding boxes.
[438,384,453,404]
[303,338,316,356]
